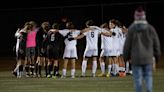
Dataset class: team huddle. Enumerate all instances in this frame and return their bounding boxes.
[13,19,132,78]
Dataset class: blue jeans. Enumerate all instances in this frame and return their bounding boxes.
[132,64,153,92]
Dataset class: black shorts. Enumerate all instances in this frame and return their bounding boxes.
[26,47,36,57]
[37,46,47,57]
[47,45,59,60]
[17,49,26,60]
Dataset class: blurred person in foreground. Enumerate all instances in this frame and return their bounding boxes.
[123,7,161,92]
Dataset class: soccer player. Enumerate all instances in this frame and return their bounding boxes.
[109,19,121,76]
[116,22,128,77]
[35,22,50,77]
[57,22,80,78]
[98,23,114,77]
[13,25,27,78]
[46,23,61,78]
[25,21,38,77]
[68,20,112,77]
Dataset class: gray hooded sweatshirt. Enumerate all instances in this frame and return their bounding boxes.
[123,20,161,65]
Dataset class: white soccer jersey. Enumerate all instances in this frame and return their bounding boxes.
[59,29,80,49]
[15,30,23,56]
[83,26,102,50]
[112,27,122,49]
[111,26,122,56]
[120,32,127,54]
[101,28,113,50]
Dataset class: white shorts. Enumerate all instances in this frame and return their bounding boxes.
[83,49,98,57]
[100,49,113,57]
[63,47,77,59]
[110,49,120,56]
[119,48,123,55]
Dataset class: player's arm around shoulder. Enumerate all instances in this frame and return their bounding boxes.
[70,28,89,40]
[100,28,113,37]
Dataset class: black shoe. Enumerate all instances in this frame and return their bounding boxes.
[12,71,17,77]
[56,73,61,77]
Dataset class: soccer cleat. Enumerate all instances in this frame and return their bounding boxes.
[71,75,75,79]
[81,72,86,77]
[12,71,17,77]
[17,75,21,78]
[52,76,57,79]
[56,73,61,77]
[106,73,110,78]
[47,74,51,78]
[37,74,41,78]
[129,70,133,75]
[98,73,106,77]
[25,74,30,78]
[92,73,96,77]
[61,75,66,78]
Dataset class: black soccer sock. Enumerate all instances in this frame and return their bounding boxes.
[53,66,58,76]
[48,64,53,75]
[30,64,35,75]
[25,64,29,74]
[44,65,48,76]
[19,65,23,72]
[129,63,132,71]
[35,63,38,75]
[38,65,42,75]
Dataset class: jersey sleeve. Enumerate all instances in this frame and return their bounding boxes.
[76,30,81,35]
[59,29,69,36]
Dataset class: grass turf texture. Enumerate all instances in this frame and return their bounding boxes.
[0,69,164,92]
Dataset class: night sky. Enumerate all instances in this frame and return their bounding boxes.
[0,0,163,57]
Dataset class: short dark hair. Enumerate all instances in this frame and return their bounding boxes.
[109,19,117,25]
[85,20,95,26]
[52,23,59,29]
[66,22,75,29]
[100,23,108,28]
[115,20,122,28]
[25,23,33,31]
[41,22,50,27]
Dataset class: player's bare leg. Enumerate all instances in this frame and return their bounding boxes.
[112,56,119,76]
[13,59,21,78]
[47,59,53,78]
[71,59,76,78]
[30,56,35,76]
[92,57,97,77]
[62,59,68,78]
[25,57,30,77]
[38,57,43,77]
[52,60,58,79]
[81,57,88,77]
[35,56,40,77]
[98,57,105,77]
[106,57,113,77]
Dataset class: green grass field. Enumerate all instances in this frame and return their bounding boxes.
[0,69,164,92]
[0,57,164,92]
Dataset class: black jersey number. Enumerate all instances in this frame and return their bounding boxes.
[50,34,55,41]
[68,32,72,38]
[91,32,94,38]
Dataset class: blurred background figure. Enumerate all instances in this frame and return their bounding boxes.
[123,7,161,92]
